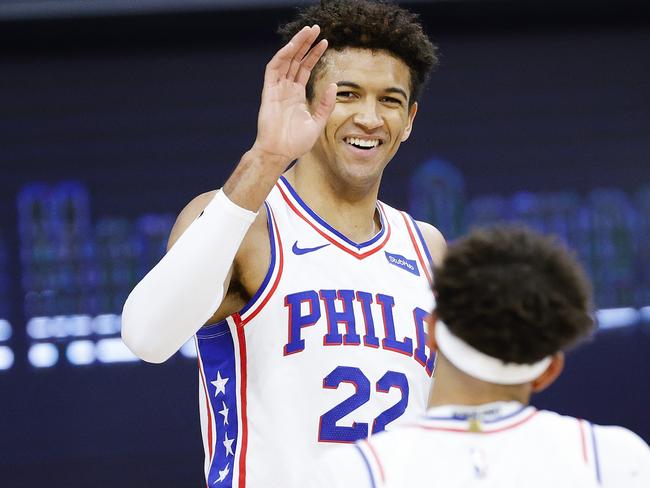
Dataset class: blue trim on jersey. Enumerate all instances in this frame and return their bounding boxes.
[196,320,239,487]
[279,176,385,249]
[426,405,528,423]
[406,213,434,269]
[589,422,602,484]
[196,319,230,338]
[238,201,277,316]
[354,444,377,488]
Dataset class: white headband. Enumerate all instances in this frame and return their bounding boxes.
[434,320,552,385]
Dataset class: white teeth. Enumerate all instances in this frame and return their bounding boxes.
[345,137,380,148]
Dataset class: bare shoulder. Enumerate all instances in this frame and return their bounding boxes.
[415,220,447,267]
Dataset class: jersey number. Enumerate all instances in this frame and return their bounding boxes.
[318,366,409,443]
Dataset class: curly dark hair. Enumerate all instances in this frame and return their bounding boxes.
[278,0,438,105]
[434,226,595,364]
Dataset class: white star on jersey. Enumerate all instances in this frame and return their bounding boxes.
[214,462,230,484]
[211,371,229,397]
[218,401,229,425]
[223,432,235,457]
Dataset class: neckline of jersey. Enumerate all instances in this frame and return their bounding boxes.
[277,175,387,250]
[425,401,532,424]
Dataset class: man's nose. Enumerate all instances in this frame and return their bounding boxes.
[353,101,384,131]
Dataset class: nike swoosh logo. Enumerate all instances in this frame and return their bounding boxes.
[292,241,331,255]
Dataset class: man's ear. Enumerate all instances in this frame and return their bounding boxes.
[401,102,418,142]
[531,352,564,393]
[425,310,439,351]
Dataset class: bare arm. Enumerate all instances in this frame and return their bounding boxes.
[121,25,337,363]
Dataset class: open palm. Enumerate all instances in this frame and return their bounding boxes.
[254,25,337,163]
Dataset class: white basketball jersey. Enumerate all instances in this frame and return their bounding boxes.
[307,401,650,488]
[195,176,437,487]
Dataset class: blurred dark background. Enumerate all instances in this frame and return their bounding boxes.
[1,1,649,486]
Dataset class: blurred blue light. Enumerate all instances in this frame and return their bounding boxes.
[65,315,92,337]
[95,338,138,363]
[0,346,14,370]
[596,307,641,329]
[92,314,121,335]
[640,306,650,323]
[28,314,119,340]
[180,339,198,358]
[26,317,49,339]
[28,343,59,368]
[48,315,70,338]
[0,319,11,341]
[66,340,95,366]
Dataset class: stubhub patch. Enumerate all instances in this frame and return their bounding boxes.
[384,251,420,276]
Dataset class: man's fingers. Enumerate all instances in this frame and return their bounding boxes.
[295,39,328,86]
[287,25,321,80]
[266,25,321,84]
[264,40,297,84]
[301,38,328,72]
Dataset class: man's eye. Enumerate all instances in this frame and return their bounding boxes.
[337,91,355,99]
[381,97,402,105]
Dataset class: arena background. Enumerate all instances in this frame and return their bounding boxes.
[1,0,649,486]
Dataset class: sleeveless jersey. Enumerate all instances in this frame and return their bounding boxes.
[195,176,437,487]
[307,401,650,488]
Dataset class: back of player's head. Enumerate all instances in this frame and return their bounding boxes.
[434,225,595,364]
[278,0,438,105]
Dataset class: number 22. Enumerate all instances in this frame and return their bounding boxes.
[318,366,409,443]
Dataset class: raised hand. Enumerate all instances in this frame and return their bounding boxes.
[252,25,337,165]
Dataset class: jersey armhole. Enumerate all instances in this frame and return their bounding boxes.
[410,217,435,270]
[232,201,284,326]
[399,211,434,284]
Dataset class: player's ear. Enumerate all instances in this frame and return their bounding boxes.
[425,311,439,352]
[531,352,564,393]
[401,101,418,142]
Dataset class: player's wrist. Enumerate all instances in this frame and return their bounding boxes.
[222,147,289,211]
[247,143,294,169]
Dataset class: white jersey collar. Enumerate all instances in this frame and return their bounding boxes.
[426,401,526,421]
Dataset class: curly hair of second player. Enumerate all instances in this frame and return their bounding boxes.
[433,225,595,364]
[278,0,438,105]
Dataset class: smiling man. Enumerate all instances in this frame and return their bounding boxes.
[121,1,444,487]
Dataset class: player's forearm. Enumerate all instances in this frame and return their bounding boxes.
[121,190,256,363]
[223,145,292,211]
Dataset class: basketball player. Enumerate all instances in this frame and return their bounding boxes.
[121,1,445,486]
[307,226,650,487]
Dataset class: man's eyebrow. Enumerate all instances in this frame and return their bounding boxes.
[336,81,408,100]
[336,81,361,89]
[385,87,408,100]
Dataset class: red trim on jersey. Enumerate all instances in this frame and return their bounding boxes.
[400,211,432,285]
[233,314,249,487]
[362,439,386,483]
[578,418,589,464]
[239,207,285,327]
[197,350,215,468]
[276,183,390,260]
[418,409,539,434]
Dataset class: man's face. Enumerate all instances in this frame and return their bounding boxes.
[309,47,418,186]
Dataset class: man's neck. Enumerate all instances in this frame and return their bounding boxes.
[429,357,532,408]
[284,160,381,243]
